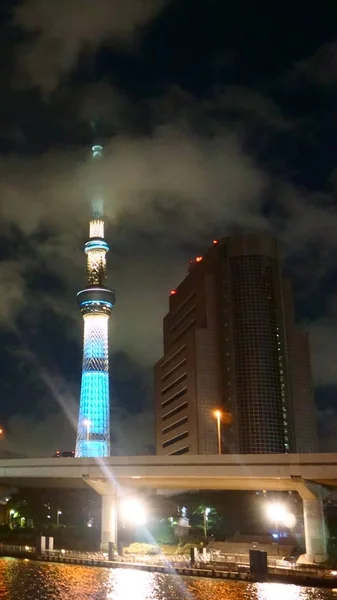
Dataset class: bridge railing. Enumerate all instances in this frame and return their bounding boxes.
[0,543,334,579]
[0,543,35,554]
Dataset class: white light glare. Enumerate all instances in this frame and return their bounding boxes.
[266,502,287,523]
[283,512,296,528]
[121,498,147,526]
[265,502,296,528]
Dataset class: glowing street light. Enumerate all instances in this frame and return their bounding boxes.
[212,410,232,454]
[204,507,211,539]
[120,498,147,526]
[265,502,296,554]
[83,419,91,442]
[265,502,288,524]
[213,410,222,455]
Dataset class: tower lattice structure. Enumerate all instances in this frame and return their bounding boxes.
[75,144,114,457]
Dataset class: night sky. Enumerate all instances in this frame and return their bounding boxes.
[0,0,337,457]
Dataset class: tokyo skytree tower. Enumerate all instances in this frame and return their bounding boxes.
[75,143,114,457]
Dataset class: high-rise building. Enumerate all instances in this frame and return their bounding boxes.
[154,234,318,456]
[75,144,114,458]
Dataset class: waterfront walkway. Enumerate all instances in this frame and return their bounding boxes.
[1,543,337,589]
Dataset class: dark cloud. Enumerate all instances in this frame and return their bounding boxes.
[14,0,165,93]
[305,296,337,387]
[0,84,336,400]
[0,124,267,365]
[291,42,337,87]
[0,261,26,323]
[318,409,337,452]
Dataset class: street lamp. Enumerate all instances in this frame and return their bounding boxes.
[9,509,14,529]
[213,410,222,455]
[204,507,211,539]
[266,502,287,525]
[56,510,62,526]
[265,502,296,555]
[83,419,91,442]
[120,498,147,526]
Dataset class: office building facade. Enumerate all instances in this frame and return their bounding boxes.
[154,234,318,455]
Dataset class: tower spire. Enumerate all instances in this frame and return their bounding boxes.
[75,141,114,458]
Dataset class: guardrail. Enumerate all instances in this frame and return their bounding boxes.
[0,543,35,554]
[0,543,336,581]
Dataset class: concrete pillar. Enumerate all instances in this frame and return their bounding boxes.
[302,486,327,563]
[101,493,117,552]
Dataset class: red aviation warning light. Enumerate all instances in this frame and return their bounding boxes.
[170,290,177,296]
[213,239,218,244]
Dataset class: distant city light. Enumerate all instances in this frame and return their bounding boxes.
[195,256,203,262]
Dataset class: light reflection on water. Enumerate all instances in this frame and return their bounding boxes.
[0,558,334,600]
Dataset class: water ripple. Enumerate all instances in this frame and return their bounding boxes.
[0,558,333,600]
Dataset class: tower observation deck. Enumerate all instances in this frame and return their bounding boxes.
[75,144,114,458]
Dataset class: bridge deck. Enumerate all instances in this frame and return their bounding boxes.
[0,454,336,491]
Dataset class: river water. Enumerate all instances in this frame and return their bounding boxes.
[0,558,335,600]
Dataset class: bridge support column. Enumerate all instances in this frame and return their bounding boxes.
[297,482,328,564]
[101,492,117,552]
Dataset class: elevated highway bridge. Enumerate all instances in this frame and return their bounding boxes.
[0,453,334,563]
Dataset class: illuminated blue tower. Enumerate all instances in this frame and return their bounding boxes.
[75,144,114,457]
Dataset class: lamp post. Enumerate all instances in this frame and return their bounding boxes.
[57,510,62,526]
[9,509,14,529]
[213,410,222,455]
[265,502,296,556]
[203,507,211,540]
